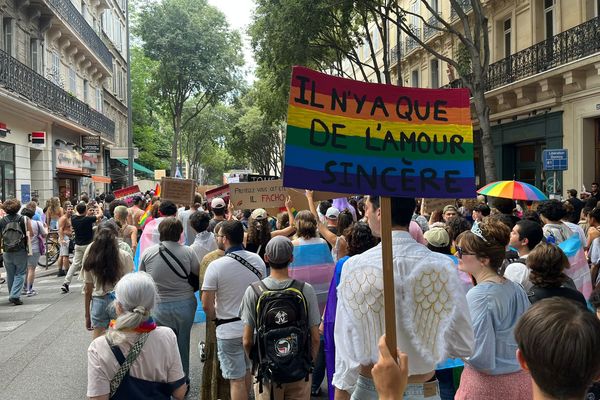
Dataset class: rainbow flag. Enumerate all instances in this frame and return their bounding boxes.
[288,241,335,313]
[154,183,161,197]
[138,203,152,228]
[282,66,475,198]
[558,234,592,298]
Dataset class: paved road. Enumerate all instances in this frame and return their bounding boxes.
[0,267,204,400]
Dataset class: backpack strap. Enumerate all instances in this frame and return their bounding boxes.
[227,253,263,279]
[158,244,189,280]
[107,332,150,397]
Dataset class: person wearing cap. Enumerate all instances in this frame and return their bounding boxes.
[442,205,458,223]
[245,199,296,262]
[325,207,340,234]
[208,198,227,233]
[240,236,321,399]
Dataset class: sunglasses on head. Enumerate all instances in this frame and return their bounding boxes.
[456,246,476,259]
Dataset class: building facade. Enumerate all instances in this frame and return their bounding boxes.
[0,0,129,205]
[349,0,600,196]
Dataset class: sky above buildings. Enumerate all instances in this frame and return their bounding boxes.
[208,0,256,83]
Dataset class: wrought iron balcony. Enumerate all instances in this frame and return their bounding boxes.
[405,28,421,55]
[450,0,472,20]
[44,0,113,69]
[423,15,441,40]
[0,49,115,141]
[441,16,600,92]
[487,15,600,91]
[390,44,399,65]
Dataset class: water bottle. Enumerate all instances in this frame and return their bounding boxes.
[547,231,556,244]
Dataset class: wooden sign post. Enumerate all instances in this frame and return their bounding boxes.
[380,197,397,358]
[281,66,475,356]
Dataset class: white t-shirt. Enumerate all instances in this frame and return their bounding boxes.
[87,327,185,397]
[589,237,600,264]
[202,249,266,339]
[503,254,531,291]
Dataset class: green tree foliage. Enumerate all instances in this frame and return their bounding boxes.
[130,46,170,171]
[136,0,243,175]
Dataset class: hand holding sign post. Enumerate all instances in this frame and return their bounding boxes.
[282,66,475,357]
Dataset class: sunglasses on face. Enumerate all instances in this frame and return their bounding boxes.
[456,246,476,259]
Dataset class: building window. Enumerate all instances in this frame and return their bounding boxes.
[428,0,438,13]
[430,59,439,88]
[69,68,77,94]
[503,18,511,58]
[0,143,16,201]
[411,69,419,87]
[3,18,14,56]
[372,29,379,51]
[30,39,40,73]
[544,0,555,39]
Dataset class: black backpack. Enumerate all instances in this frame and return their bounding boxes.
[2,216,25,252]
[251,279,312,390]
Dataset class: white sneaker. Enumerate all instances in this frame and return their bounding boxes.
[27,289,38,297]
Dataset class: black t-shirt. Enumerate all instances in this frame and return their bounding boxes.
[528,285,588,309]
[71,215,97,245]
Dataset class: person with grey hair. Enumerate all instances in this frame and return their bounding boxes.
[87,272,187,399]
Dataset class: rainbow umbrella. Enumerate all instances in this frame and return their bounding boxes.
[477,180,548,201]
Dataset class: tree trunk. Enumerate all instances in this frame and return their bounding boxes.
[472,89,497,184]
[170,114,181,177]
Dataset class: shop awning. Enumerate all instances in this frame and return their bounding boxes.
[92,175,112,184]
[116,159,154,176]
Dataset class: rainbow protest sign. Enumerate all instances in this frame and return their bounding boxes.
[283,66,475,197]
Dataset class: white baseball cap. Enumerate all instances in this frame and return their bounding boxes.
[211,198,226,209]
[326,207,340,219]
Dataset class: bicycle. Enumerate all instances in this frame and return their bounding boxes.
[38,231,60,268]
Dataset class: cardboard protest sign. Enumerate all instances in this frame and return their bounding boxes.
[160,177,195,206]
[230,180,287,210]
[421,198,457,215]
[282,66,475,198]
[197,185,218,196]
[114,185,142,199]
[205,184,230,202]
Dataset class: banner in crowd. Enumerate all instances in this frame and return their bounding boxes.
[282,66,475,198]
[160,177,195,206]
[230,180,287,209]
[114,185,142,199]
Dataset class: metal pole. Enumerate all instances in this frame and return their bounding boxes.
[553,170,557,195]
[396,5,402,86]
[126,0,134,186]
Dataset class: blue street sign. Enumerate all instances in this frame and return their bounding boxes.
[543,149,568,171]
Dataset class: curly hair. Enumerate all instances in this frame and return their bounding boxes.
[527,242,570,288]
[446,216,472,243]
[276,212,290,229]
[247,217,271,249]
[83,225,123,290]
[344,221,377,256]
[537,200,567,222]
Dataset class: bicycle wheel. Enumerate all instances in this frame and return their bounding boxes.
[38,240,60,267]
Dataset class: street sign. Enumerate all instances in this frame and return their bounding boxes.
[82,135,101,153]
[543,149,568,171]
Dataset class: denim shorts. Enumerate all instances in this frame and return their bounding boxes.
[90,292,116,329]
[351,375,441,400]
[216,337,251,380]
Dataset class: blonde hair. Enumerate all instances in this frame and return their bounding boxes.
[295,210,317,239]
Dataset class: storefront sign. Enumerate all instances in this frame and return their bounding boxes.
[114,185,142,199]
[56,148,83,172]
[82,153,98,171]
[82,136,101,153]
[160,177,195,206]
[282,66,475,198]
[31,131,46,148]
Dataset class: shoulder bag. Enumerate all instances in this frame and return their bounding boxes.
[159,244,200,292]
[226,252,263,280]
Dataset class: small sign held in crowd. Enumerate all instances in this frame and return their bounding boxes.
[230,180,287,209]
[160,177,196,206]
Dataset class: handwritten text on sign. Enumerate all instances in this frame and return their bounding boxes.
[230,180,287,209]
[282,66,475,198]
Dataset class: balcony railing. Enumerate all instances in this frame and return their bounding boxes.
[45,0,113,69]
[0,49,115,141]
[450,0,472,20]
[405,28,421,54]
[423,15,441,40]
[441,16,600,92]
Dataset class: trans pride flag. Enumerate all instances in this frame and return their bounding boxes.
[559,233,592,298]
[289,240,335,313]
